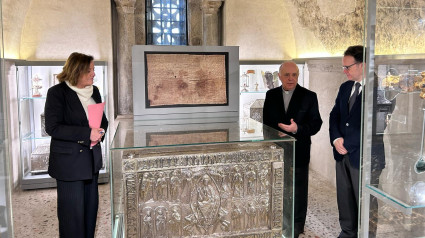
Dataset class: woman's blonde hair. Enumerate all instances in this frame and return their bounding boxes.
[57,52,94,86]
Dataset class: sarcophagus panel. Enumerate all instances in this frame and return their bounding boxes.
[121,142,284,238]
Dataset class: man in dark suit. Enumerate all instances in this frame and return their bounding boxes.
[329,45,365,238]
[263,61,322,238]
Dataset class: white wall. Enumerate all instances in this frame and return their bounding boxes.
[307,58,347,186]
[223,0,296,60]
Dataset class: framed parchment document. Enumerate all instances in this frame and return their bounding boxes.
[145,52,228,108]
[132,45,239,121]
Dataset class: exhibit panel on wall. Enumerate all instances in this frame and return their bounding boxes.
[132,45,240,121]
[15,61,109,189]
[110,118,295,238]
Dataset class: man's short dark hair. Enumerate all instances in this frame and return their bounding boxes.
[344,45,366,63]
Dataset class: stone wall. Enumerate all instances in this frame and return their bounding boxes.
[306,58,347,186]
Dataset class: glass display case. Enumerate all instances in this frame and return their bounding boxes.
[15,61,109,189]
[361,55,425,237]
[360,1,425,237]
[239,61,305,123]
[110,118,295,238]
[1,50,12,237]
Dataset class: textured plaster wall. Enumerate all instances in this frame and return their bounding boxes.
[283,0,425,57]
[225,0,425,59]
[223,0,363,60]
[223,0,296,60]
[284,0,363,57]
[375,0,425,54]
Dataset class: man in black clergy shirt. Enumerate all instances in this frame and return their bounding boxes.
[263,61,323,238]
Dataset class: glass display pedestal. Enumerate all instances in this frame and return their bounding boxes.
[110,118,295,238]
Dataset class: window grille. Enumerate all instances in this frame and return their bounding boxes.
[146,0,187,45]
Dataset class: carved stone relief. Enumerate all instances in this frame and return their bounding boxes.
[122,142,285,237]
[288,0,425,55]
[288,0,364,54]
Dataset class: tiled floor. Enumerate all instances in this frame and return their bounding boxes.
[12,183,111,238]
[300,170,340,238]
[11,170,339,238]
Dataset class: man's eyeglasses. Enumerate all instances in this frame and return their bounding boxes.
[342,62,359,71]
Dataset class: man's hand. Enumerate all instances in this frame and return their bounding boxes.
[334,138,348,155]
[278,131,288,137]
[278,119,298,133]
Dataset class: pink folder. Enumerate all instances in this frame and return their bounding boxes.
[88,102,105,147]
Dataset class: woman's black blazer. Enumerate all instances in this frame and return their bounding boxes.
[44,82,108,181]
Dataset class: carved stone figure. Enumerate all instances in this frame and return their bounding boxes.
[231,204,243,231]
[183,169,193,196]
[140,173,153,201]
[155,207,167,237]
[259,198,270,227]
[170,170,181,201]
[246,167,257,195]
[246,202,256,229]
[156,172,167,200]
[258,164,270,194]
[142,208,153,237]
[197,177,211,202]
[232,166,243,197]
[169,206,181,236]
[216,167,230,206]
[218,208,230,231]
[186,174,220,234]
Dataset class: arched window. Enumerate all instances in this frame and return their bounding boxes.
[146,0,187,45]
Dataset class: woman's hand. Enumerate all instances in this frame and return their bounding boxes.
[90,128,105,143]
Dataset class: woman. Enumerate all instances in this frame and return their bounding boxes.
[45,52,108,238]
